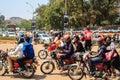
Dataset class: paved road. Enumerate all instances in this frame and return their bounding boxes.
[0,44,120,80]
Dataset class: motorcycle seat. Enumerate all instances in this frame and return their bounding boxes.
[24,59,33,63]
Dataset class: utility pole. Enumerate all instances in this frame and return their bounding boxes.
[65,0,67,14]
[26,2,34,19]
[64,0,69,28]
[26,2,36,30]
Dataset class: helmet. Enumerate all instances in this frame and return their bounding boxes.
[56,40,61,46]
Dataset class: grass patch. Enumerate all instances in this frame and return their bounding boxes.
[0,36,16,40]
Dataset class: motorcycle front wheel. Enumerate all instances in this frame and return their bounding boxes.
[40,61,55,74]
[68,65,84,80]
[38,50,48,59]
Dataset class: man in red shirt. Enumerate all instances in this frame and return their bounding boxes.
[83,27,92,51]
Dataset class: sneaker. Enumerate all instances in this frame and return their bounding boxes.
[90,72,95,76]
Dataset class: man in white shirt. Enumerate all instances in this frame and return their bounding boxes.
[7,38,25,72]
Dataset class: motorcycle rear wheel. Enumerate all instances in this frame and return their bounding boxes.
[22,64,35,78]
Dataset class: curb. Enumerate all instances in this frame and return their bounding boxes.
[0,40,16,44]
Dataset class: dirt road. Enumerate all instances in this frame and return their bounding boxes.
[0,44,120,80]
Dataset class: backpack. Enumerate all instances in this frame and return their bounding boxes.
[22,42,35,58]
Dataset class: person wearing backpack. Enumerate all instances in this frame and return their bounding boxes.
[16,37,35,71]
[7,38,25,72]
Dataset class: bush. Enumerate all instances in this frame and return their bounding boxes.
[0,36,16,40]
[101,20,109,25]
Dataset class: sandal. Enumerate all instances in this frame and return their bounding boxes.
[102,72,108,79]
[111,73,116,78]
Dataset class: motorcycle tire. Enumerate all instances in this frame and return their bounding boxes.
[38,50,48,59]
[0,62,8,76]
[40,61,55,74]
[68,65,84,80]
[22,64,35,78]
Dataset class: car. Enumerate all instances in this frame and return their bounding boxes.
[7,32,16,37]
[38,33,52,44]
[2,31,7,37]
[18,31,26,35]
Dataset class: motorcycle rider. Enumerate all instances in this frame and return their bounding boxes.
[7,38,25,72]
[88,36,119,78]
[87,47,105,76]
[102,36,119,78]
[17,36,35,71]
[57,34,74,70]
[72,35,85,58]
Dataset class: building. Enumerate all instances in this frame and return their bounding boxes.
[9,17,23,25]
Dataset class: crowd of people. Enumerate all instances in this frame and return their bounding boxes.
[5,27,120,79]
[47,27,120,79]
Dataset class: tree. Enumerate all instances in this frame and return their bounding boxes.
[0,15,5,29]
[17,20,31,30]
[35,0,120,29]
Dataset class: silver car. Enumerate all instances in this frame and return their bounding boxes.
[38,34,52,44]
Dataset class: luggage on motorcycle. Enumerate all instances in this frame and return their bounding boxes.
[22,42,35,58]
[47,44,56,51]
[105,52,118,61]
[94,63,104,71]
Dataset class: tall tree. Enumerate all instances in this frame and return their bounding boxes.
[35,0,120,29]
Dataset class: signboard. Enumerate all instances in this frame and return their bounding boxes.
[64,14,69,18]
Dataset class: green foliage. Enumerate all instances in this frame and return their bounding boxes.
[0,36,16,40]
[115,19,120,25]
[17,19,32,30]
[101,20,109,25]
[35,0,120,29]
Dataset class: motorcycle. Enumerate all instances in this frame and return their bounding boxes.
[40,49,74,74]
[68,51,109,80]
[0,50,38,78]
[38,43,56,59]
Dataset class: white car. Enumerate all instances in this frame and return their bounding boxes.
[7,32,16,37]
[38,34,52,44]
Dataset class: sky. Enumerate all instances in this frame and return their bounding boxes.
[0,0,49,20]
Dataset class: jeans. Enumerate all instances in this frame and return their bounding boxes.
[88,57,102,72]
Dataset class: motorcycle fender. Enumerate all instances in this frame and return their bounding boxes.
[43,58,53,62]
[0,61,2,69]
[26,63,31,66]
[42,60,54,65]
[70,64,77,67]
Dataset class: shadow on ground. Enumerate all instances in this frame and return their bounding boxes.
[3,74,46,80]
